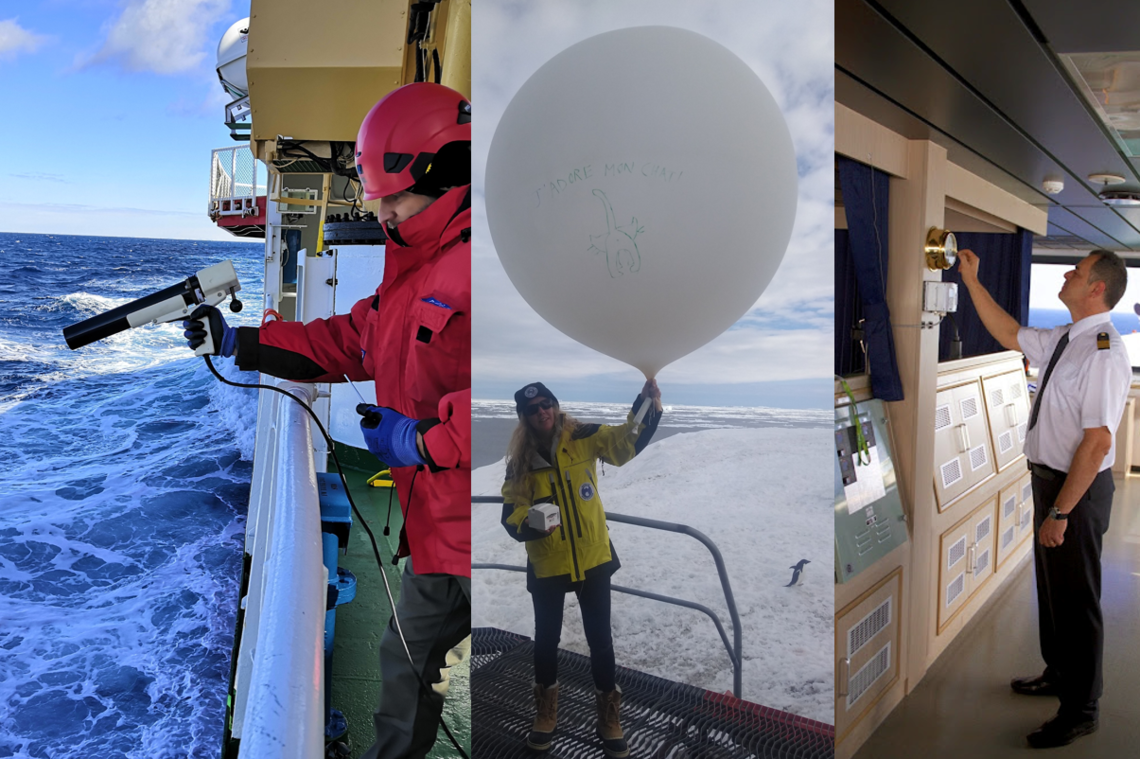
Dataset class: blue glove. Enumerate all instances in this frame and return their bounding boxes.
[358,405,427,468]
[183,304,237,357]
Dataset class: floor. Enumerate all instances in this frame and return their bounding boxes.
[854,473,1140,758]
[329,463,472,759]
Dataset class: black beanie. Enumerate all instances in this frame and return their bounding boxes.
[514,382,558,415]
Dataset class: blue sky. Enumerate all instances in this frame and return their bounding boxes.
[472,0,834,408]
[0,0,250,241]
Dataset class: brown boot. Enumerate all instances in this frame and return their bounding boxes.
[527,682,559,751]
[595,686,629,758]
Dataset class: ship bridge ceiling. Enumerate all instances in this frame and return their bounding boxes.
[837,0,1140,261]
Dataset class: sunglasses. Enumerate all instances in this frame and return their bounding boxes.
[524,399,554,416]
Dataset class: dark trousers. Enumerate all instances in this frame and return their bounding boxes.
[532,573,617,691]
[1030,466,1114,720]
[360,559,471,759]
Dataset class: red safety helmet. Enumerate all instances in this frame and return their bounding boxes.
[355,82,471,200]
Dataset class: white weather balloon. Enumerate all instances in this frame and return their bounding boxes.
[486,26,798,378]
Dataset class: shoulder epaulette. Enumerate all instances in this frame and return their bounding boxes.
[1097,331,1110,350]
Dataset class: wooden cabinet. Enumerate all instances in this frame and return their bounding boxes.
[836,569,903,743]
[981,369,1030,472]
[937,498,997,632]
[933,380,995,510]
[997,474,1034,568]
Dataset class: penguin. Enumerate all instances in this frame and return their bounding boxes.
[785,559,810,587]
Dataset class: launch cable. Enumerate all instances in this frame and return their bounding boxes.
[204,355,470,759]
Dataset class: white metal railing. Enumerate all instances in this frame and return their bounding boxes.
[233,381,326,758]
[210,145,263,219]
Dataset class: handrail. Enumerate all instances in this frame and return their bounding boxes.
[237,382,326,758]
[471,496,744,698]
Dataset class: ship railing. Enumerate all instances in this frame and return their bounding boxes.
[233,381,327,758]
[471,496,744,698]
[210,145,263,220]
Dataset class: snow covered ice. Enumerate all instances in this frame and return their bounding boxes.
[472,426,834,724]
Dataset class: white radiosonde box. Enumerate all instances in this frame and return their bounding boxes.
[528,503,561,532]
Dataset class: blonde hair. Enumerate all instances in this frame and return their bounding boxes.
[505,409,579,496]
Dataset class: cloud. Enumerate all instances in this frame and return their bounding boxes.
[84,0,231,74]
[8,173,69,184]
[3,199,198,217]
[0,18,50,60]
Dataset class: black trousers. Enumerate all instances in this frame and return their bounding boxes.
[360,560,471,759]
[1030,466,1114,720]
[531,573,617,691]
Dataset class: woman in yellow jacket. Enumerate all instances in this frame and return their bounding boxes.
[501,380,662,758]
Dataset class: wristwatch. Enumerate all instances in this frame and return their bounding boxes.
[1048,506,1069,521]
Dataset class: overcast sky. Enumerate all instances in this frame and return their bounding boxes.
[472,0,834,408]
[0,1,248,241]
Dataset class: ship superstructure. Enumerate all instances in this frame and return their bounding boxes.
[206,2,471,757]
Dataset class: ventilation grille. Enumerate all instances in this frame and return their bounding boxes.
[934,404,953,431]
[847,642,891,710]
[941,458,963,489]
[948,536,967,570]
[999,431,1014,454]
[1011,383,1023,399]
[848,597,892,658]
[1022,482,1033,503]
[990,388,1004,407]
[961,396,980,420]
[1004,496,1016,518]
[947,572,965,607]
[976,515,992,544]
[975,548,991,577]
[1018,423,1027,442]
[1002,526,1015,550]
[969,444,988,471]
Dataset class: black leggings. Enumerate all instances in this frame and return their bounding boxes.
[531,573,616,691]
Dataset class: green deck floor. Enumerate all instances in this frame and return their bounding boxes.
[329,456,471,759]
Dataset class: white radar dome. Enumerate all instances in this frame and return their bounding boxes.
[216,18,250,97]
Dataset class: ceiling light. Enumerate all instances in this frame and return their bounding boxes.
[1098,190,1140,206]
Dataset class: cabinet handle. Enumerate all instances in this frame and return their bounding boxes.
[969,544,977,575]
[838,658,850,698]
[956,424,970,453]
[1005,403,1018,427]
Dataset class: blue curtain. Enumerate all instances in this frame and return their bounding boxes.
[835,228,865,375]
[836,157,903,401]
[938,229,1032,360]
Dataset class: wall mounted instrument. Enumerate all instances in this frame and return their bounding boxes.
[835,398,909,584]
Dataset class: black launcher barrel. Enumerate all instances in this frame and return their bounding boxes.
[63,281,191,350]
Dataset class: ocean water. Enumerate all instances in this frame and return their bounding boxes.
[1028,307,1140,334]
[0,232,262,759]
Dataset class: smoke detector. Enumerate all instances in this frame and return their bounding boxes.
[1042,178,1064,194]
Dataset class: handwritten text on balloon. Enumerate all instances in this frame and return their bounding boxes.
[534,160,686,208]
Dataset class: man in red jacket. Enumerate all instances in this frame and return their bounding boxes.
[186,83,471,759]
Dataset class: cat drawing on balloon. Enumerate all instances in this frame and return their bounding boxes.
[588,189,644,278]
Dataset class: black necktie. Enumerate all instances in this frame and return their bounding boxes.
[1028,331,1070,432]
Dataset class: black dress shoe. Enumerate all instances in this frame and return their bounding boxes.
[1010,673,1058,696]
[1026,715,1098,749]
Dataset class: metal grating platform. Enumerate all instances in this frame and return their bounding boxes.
[472,628,834,759]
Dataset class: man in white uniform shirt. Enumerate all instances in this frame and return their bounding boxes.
[957,247,1131,749]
